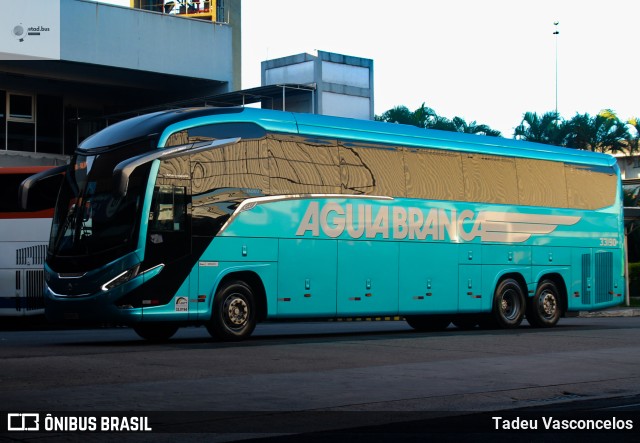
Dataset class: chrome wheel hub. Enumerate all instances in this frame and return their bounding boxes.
[225,297,248,326]
[541,292,557,318]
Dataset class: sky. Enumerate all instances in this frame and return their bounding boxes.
[101,0,640,137]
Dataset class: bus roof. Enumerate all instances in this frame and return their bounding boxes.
[83,107,616,168]
[291,111,617,168]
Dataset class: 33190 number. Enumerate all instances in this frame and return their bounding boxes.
[599,237,618,247]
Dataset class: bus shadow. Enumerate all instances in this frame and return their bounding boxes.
[48,320,609,349]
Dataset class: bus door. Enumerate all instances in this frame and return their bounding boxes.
[144,158,195,319]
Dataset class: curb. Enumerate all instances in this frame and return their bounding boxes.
[577,308,640,318]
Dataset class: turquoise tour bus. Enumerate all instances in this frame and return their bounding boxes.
[20,107,625,341]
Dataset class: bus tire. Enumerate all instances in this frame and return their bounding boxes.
[526,280,561,328]
[207,280,256,341]
[133,324,179,342]
[405,315,450,331]
[491,278,525,328]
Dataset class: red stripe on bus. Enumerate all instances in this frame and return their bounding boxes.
[0,209,54,219]
[0,166,52,175]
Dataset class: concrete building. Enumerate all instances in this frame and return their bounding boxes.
[616,154,640,180]
[1,3,374,168]
[261,50,374,120]
[0,0,241,166]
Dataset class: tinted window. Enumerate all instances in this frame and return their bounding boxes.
[462,153,519,205]
[405,148,464,201]
[516,158,568,208]
[339,141,406,197]
[565,164,617,210]
[268,135,341,195]
[165,122,267,147]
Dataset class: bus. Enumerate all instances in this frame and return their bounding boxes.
[20,107,625,340]
[0,166,55,316]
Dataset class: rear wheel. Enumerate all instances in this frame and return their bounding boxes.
[405,315,450,331]
[527,280,562,328]
[207,280,256,341]
[133,323,179,342]
[491,278,526,328]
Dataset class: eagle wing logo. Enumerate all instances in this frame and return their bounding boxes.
[480,212,581,243]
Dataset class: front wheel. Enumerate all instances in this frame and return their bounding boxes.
[491,278,526,329]
[527,280,562,328]
[133,323,179,342]
[207,280,257,341]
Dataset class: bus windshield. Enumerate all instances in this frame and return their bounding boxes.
[49,143,153,272]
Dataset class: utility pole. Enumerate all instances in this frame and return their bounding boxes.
[554,21,559,120]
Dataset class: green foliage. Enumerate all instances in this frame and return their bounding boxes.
[514,111,566,145]
[375,103,502,137]
[515,108,635,153]
[376,103,639,154]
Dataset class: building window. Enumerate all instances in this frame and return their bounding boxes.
[8,93,34,121]
[36,94,63,154]
[0,90,5,150]
[5,93,35,152]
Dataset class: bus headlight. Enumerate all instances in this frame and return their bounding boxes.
[101,265,140,292]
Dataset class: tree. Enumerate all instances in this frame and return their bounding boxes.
[513,111,565,145]
[375,105,415,126]
[564,110,630,153]
[375,103,437,128]
[451,117,502,137]
[626,117,640,155]
[376,103,501,137]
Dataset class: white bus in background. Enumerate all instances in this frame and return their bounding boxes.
[0,167,53,316]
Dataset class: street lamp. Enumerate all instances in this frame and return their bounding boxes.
[553,21,559,119]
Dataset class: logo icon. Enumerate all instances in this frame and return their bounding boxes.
[7,413,40,431]
[12,24,26,42]
[175,296,188,312]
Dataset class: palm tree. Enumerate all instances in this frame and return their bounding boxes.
[376,103,437,128]
[514,111,565,145]
[626,117,640,155]
[564,110,630,153]
[451,117,502,137]
[375,105,415,126]
[376,104,501,137]
[411,103,438,128]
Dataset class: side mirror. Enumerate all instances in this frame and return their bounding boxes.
[19,165,67,211]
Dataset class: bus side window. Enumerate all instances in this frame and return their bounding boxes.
[339,142,406,197]
[565,164,617,210]
[149,185,186,233]
[461,154,518,205]
[268,135,341,195]
[404,148,464,201]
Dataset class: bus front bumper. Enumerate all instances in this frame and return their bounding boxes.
[44,282,143,324]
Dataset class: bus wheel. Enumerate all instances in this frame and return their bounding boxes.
[405,315,450,331]
[133,324,179,342]
[207,280,256,341]
[492,278,525,328]
[527,280,561,328]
